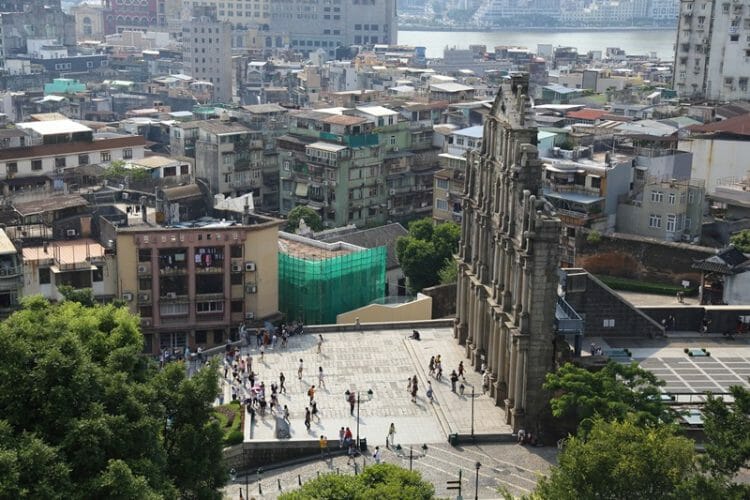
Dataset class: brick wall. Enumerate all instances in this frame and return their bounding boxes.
[575,230,714,285]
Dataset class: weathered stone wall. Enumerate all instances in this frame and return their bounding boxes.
[575,230,714,285]
[421,282,457,318]
[640,306,750,334]
[224,440,348,471]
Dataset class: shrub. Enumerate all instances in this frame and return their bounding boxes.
[587,230,602,244]
[224,430,243,446]
[597,275,698,296]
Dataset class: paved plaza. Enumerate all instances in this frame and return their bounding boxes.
[219,326,512,447]
[221,441,557,499]
[592,335,750,394]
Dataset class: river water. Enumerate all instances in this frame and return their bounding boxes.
[397,29,677,61]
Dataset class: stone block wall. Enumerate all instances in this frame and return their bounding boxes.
[563,271,664,338]
[421,282,457,319]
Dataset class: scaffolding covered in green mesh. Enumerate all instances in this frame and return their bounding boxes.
[278,242,386,325]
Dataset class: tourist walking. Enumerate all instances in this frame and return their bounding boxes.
[426,381,434,404]
[283,405,290,422]
[307,385,316,405]
[428,356,435,376]
[373,446,381,464]
[387,423,396,449]
[304,407,311,430]
[317,334,324,354]
[411,376,418,403]
[458,361,465,381]
[339,427,346,448]
[298,359,304,380]
[348,390,356,416]
[279,372,286,393]
[450,370,459,392]
[311,400,319,421]
[320,435,328,459]
[318,366,326,388]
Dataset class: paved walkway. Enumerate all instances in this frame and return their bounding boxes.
[616,291,698,307]
[218,326,511,447]
[221,441,557,499]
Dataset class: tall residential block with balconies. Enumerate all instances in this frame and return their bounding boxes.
[277,109,386,228]
[115,214,281,355]
[673,0,750,100]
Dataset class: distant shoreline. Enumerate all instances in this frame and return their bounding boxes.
[398,26,677,33]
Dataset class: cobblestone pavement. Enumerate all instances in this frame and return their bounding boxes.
[221,441,557,499]
[218,326,512,446]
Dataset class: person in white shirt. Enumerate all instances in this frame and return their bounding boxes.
[373,446,381,464]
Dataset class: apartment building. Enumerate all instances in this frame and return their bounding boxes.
[542,148,632,265]
[0,228,22,317]
[0,118,145,184]
[116,215,281,354]
[181,7,233,104]
[192,119,261,197]
[278,109,386,228]
[673,0,750,100]
[432,153,466,224]
[617,176,706,242]
[22,238,117,302]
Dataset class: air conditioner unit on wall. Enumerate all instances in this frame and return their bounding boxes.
[246,283,257,294]
[138,292,150,302]
[138,265,148,273]
[245,312,255,320]
[231,264,242,272]
[123,292,133,301]
[66,229,77,237]
[245,261,256,272]
[166,292,177,299]
[142,318,151,327]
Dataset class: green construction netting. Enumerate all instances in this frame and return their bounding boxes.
[279,246,386,325]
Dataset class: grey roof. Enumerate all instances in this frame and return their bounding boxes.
[320,223,408,269]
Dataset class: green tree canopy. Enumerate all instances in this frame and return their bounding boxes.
[396,219,460,292]
[286,205,324,232]
[279,463,434,500]
[544,361,671,430]
[701,385,750,480]
[534,418,697,500]
[0,297,226,498]
[730,230,750,253]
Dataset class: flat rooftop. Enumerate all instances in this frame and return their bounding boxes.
[22,238,105,264]
[278,232,360,260]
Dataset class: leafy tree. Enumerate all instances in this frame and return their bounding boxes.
[438,258,457,285]
[396,219,460,292]
[730,229,750,253]
[57,284,96,306]
[286,205,324,232]
[701,385,750,480]
[544,361,671,430]
[279,463,434,500]
[534,418,697,500]
[0,297,226,498]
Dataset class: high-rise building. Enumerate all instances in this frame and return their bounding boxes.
[269,0,397,56]
[181,7,233,103]
[673,0,750,100]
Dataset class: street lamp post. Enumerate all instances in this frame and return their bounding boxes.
[346,389,373,449]
[471,385,475,438]
[474,461,481,500]
[395,444,428,471]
